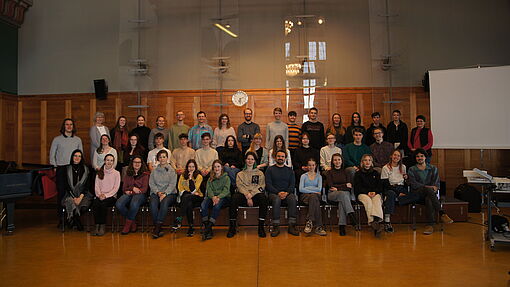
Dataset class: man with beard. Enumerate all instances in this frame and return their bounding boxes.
[237,108,261,154]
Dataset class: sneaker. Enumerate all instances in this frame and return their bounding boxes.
[304,220,313,234]
[338,225,346,236]
[186,226,195,237]
[171,218,182,232]
[288,223,300,236]
[384,222,394,233]
[440,214,454,224]
[271,225,280,237]
[423,225,434,235]
[315,226,327,236]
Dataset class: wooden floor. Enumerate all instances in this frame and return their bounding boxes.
[1,209,509,287]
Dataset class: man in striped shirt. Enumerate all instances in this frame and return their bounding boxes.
[287,111,301,160]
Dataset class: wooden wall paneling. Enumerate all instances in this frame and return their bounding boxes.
[95,94,116,128]
[390,88,412,125]
[71,97,91,160]
[464,149,471,170]
[444,149,465,197]
[356,93,364,121]
[115,96,122,120]
[191,95,201,126]
[65,100,72,118]
[46,100,66,164]
[89,98,96,124]
[285,88,304,124]
[167,92,195,128]
[17,101,23,165]
[141,95,148,120]
[118,92,140,129]
[335,92,357,127]
[166,97,174,126]
[146,94,167,128]
[416,91,430,121]
[21,99,40,164]
[40,101,47,164]
[382,91,390,124]
[1,95,18,161]
[409,93,417,126]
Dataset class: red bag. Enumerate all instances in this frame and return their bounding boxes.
[39,169,57,200]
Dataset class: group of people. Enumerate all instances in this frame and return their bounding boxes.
[49,107,452,240]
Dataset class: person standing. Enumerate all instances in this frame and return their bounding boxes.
[408,115,434,164]
[50,118,83,167]
[386,110,409,155]
[89,111,110,160]
[287,111,301,159]
[237,108,261,154]
[148,116,170,150]
[169,111,190,151]
[301,107,325,150]
[188,111,214,150]
[131,115,151,152]
[345,112,365,144]
[110,116,129,169]
[266,107,289,150]
[213,113,236,149]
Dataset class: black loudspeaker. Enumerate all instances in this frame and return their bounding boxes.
[94,79,108,100]
[422,72,430,92]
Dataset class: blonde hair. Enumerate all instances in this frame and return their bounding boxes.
[248,133,264,153]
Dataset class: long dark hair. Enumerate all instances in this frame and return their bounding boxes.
[97,154,115,180]
[299,132,310,148]
[224,135,239,150]
[218,113,231,129]
[183,159,200,180]
[96,134,112,154]
[351,112,362,126]
[126,133,145,153]
[113,116,128,131]
[331,153,344,170]
[271,135,287,159]
[244,151,258,169]
[69,149,85,165]
[60,118,77,136]
[126,155,148,177]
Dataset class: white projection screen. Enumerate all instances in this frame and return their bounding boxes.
[429,65,510,149]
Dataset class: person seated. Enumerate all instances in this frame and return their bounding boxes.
[268,135,292,168]
[92,134,118,171]
[227,152,269,238]
[325,153,357,236]
[123,133,146,165]
[370,127,394,173]
[354,154,384,238]
[195,133,219,191]
[299,158,327,236]
[380,149,407,233]
[116,155,149,235]
[405,149,453,235]
[170,133,196,176]
[292,132,320,185]
[147,133,171,171]
[246,133,269,171]
[320,133,342,172]
[218,135,243,187]
[265,150,299,237]
[92,154,120,236]
[56,149,92,231]
[149,150,178,239]
[201,160,231,241]
[365,112,387,146]
[172,159,203,237]
[343,128,371,177]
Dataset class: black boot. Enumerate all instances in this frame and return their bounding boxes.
[258,220,266,238]
[339,225,346,236]
[73,216,84,231]
[152,223,162,239]
[186,225,195,237]
[227,220,237,238]
[202,221,213,241]
[348,212,358,228]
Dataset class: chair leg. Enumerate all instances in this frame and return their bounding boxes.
[411,204,417,231]
[61,207,66,233]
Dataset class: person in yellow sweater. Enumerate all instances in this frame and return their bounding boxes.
[172,159,203,237]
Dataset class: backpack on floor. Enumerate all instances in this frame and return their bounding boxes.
[454,183,481,213]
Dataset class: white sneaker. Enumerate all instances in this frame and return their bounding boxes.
[304,220,313,234]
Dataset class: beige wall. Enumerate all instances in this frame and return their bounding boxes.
[18,0,510,94]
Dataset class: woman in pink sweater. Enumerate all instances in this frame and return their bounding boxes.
[92,154,120,236]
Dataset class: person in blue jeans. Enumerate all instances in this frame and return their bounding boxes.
[149,150,178,239]
[116,155,149,235]
[201,159,231,241]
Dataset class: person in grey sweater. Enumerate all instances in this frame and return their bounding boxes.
[148,116,171,150]
[89,112,110,159]
[266,107,289,150]
[50,118,83,167]
[149,149,177,238]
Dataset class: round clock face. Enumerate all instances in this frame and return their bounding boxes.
[232,90,248,106]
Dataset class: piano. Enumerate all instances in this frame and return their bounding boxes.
[0,162,50,235]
